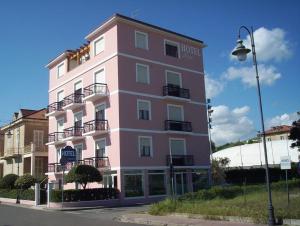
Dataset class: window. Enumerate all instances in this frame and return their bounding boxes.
[57,90,64,109]
[74,111,83,128]
[280,136,284,140]
[137,100,151,120]
[169,138,186,155]
[33,130,44,148]
[74,144,83,161]
[135,31,148,50]
[139,136,152,157]
[124,170,144,197]
[94,36,104,56]
[57,63,65,78]
[148,170,166,196]
[168,105,183,121]
[136,64,150,84]
[166,70,181,87]
[56,148,61,163]
[165,40,179,58]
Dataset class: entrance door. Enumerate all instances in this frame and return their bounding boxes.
[175,173,187,196]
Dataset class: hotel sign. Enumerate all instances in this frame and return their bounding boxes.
[280,156,291,170]
[181,43,201,57]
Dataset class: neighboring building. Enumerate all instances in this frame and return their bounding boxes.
[262,125,291,141]
[0,109,48,178]
[46,14,210,201]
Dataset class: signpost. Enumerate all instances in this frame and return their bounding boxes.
[60,146,76,208]
[280,156,291,206]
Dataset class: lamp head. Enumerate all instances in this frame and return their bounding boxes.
[232,39,251,61]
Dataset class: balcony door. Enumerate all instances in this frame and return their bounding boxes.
[166,71,181,87]
[33,130,44,149]
[74,112,83,128]
[95,104,105,120]
[74,81,82,102]
[170,139,186,155]
[57,119,64,140]
[168,105,183,121]
[74,144,83,162]
[95,139,106,157]
[94,69,106,94]
[57,91,64,109]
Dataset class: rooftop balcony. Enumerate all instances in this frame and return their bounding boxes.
[166,155,194,166]
[164,120,192,133]
[46,101,64,117]
[163,85,190,102]
[62,93,84,111]
[46,132,65,146]
[83,120,108,136]
[63,126,84,142]
[83,83,108,102]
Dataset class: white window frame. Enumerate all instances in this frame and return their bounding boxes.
[95,102,106,120]
[56,148,61,163]
[57,89,64,102]
[169,138,187,155]
[74,143,83,161]
[56,117,64,131]
[74,111,83,127]
[57,63,65,78]
[164,39,180,58]
[138,136,153,157]
[135,30,149,50]
[73,79,83,92]
[167,104,184,121]
[165,70,182,87]
[94,138,107,157]
[137,99,151,120]
[94,35,105,56]
[93,67,106,84]
[136,63,150,84]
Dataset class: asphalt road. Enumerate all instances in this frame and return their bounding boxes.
[0,204,148,226]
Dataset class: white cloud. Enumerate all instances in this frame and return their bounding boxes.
[205,75,224,99]
[266,112,299,129]
[231,27,292,62]
[223,64,281,87]
[210,105,255,145]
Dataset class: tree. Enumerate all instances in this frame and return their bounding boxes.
[289,120,300,149]
[0,174,18,189]
[65,165,102,189]
[211,157,230,185]
[14,174,36,190]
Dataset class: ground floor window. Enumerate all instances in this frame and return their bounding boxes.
[192,169,209,192]
[124,170,144,198]
[103,171,117,189]
[148,170,166,196]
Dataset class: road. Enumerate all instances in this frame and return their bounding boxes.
[0,204,148,226]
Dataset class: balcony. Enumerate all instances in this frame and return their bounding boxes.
[83,120,108,136]
[83,83,108,102]
[165,120,192,133]
[63,126,84,142]
[1,148,21,160]
[166,155,194,166]
[163,85,190,102]
[46,101,64,117]
[46,132,65,146]
[62,93,84,110]
[83,157,109,169]
[24,143,47,156]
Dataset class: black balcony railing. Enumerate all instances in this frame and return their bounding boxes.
[48,132,65,143]
[83,120,108,133]
[166,155,194,166]
[165,120,192,132]
[64,126,83,138]
[84,157,109,168]
[84,83,107,97]
[63,93,84,106]
[48,163,62,173]
[163,85,190,99]
[47,101,64,114]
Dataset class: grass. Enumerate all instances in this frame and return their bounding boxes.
[149,180,300,224]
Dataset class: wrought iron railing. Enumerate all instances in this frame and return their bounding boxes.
[166,155,194,166]
[47,101,64,114]
[64,127,83,138]
[163,85,190,99]
[83,83,108,97]
[83,120,108,133]
[164,120,192,132]
[63,93,84,106]
[48,132,65,143]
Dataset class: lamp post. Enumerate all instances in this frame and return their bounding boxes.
[232,26,276,225]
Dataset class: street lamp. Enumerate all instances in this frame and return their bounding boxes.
[232,26,276,225]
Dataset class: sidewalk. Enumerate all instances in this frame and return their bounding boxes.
[118,213,265,226]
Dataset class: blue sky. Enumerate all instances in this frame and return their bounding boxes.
[0,0,299,144]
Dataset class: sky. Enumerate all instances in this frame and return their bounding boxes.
[0,0,299,145]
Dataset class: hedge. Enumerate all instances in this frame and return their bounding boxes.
[225,164,300,184]
[50,188,119,202]
[0,189,35,200]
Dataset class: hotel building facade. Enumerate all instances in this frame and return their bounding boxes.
[46,14,210,201]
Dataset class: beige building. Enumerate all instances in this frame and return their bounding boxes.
[263,125,291,141]
[0,109,48,179]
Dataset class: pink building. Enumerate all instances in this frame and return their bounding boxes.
[46,14,210,202]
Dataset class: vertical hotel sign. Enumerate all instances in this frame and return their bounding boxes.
[181,42,201,59]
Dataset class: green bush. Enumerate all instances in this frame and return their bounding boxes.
[14,174,36,190]
[0,174,18,189]
[0,189,35,200]
[50,188,119,202]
